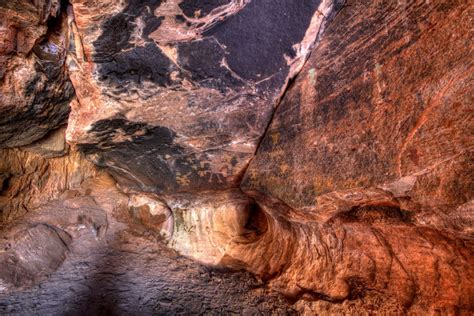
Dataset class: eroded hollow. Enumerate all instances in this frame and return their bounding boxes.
[338,204,414,224]
[243,201,269,240]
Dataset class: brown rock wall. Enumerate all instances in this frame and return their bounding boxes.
[65,0,339,194]
[0,0,73,148]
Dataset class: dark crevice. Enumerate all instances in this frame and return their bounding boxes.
[0,173,10,194]
[251,73,298,162]
[338,204,414,224]
[235,200,269,243]
[238,3,344,188]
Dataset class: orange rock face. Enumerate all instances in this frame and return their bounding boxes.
[238,0,474,312]
[0,132,101,223]
[243,0,473,215]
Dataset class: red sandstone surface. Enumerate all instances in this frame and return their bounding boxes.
[0,0,472,314]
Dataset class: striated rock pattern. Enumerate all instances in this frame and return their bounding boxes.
[232,192,473,313]
[151,188,474,313]
[164,189,265,265]
[65,0,338,193]
[0,0,73,148]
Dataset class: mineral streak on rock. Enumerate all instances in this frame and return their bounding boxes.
[66,0,337,194]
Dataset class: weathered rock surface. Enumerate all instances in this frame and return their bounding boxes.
[128,191,173,238]
[242,0,473,218]
[235,0,474,313]
[65,0,339,194]
[0,175,294,314]
[164,189,265,265]
[0,143,100,224]
[145,188,473,313]
[0,195,107,291]
[89,0,470,313]
[0,0,73,148]
[21,126,69,158]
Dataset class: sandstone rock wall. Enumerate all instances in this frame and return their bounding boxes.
[0,0,73,148]
[0,0,472,314]
[243,0,474,221]
[235,0,474,312]
[0,175,294,314]
[65,0,474,313]
[65,0,339,193]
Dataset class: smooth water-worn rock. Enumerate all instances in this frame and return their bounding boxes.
[0,195,107,291]
[0,175,294,314]
[128,192,174,238]
[21,126,69,158]
[163,189,264,265]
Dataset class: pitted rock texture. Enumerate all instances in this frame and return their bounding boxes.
[0,0,73,148]
[65,0,338,194]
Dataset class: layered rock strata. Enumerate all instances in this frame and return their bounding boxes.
[0,128,101,224]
